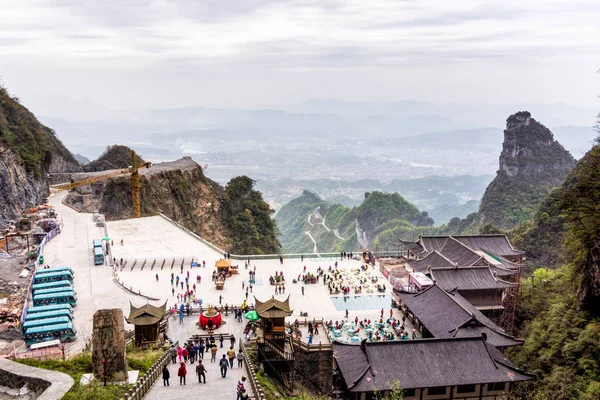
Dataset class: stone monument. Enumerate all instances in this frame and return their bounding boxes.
[92,309,128,382]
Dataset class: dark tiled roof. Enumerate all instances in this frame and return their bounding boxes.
[490,264,518,278]
[452,235,524,257]
[408,250,456,273]
[254,295,293,318]
[333,342,369,388]
[334,337,534,392]
[483,250,523,270]
[438,237,483,266]
[398,239,425,255]
[395,285,522,347]
[418,236,448,253]
[126,301,167,326]
[430,267,515,291]
[416,235,524,258]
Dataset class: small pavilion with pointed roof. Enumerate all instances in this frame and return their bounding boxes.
[125,301,168,345]
[254,296,296,389]
[255,296,293,347]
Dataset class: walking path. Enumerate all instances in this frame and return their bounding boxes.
[42,194,144,355]
[304,231,318,254]
[145,312,248,400]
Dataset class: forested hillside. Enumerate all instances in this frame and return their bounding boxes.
[507,132,600,399]
[0,84,80,227]
[276,190,434,253]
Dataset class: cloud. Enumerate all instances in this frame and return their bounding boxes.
[1,0,599,109]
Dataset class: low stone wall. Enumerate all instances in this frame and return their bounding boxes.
[0,359,73,400]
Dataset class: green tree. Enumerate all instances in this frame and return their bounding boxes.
[374,381,404,400]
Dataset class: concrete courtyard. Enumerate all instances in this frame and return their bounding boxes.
[41,194,407,397]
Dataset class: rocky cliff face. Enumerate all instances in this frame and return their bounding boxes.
[0,143,48,227]
[0,86,80,227]
[478,111,576,230]
[499,111,575,180]
[65,157,230,249]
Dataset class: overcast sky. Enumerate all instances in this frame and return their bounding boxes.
[1,0,599,112]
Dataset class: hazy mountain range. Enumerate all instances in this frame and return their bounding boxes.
[33,99,597,222]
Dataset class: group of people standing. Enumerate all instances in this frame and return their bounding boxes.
[163,337,246,395]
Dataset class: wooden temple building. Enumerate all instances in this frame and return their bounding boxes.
[397,235,523,324]
[255,296,296,390]
[333,337,534,400]
[329,235,532,399]
[394,283,523,348]
[428,266,516,315]
[399,234,524,263]
[125,301,168,346]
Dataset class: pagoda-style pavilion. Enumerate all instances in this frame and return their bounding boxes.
[125,301,168,346]
[255,296,295,390]
[256,296,293,349]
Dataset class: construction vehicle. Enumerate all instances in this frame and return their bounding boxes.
[50,150,151,218]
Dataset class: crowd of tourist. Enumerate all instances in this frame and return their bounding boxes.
[325,309,417,343]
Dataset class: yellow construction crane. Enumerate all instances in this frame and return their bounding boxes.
[50,150,151,218]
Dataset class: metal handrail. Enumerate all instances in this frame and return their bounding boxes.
[121,341,178,400]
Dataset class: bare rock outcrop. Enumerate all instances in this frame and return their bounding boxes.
[478,111,576,230]
[65,157,229,249]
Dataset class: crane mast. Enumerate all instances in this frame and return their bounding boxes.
[50,150,150,218]
[131,150,142,218]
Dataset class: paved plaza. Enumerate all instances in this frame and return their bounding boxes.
[42,195,409,398]
[145,311,249,400]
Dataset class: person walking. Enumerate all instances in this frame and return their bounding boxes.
[237,376,247,400]
[182,346,188,363]
[211,343,218,362]
[301,286,305,295]
[237,349,243,368]
[162,365,170,386]
[177,362,187,385]
[170,345,177,364]
[219,354,229,377]
[177,345,183,363]
[219,334,224,348]
[196,360,207,384]
[198,340,205,359]
[227,346,236,368]
[230,334,236,347]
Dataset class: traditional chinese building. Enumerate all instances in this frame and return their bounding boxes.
[399,234,524,264]
[333,336,534,400]
[125,301,168,346]
[394,284,522,348]
[429,266,516,315]
[255,296,295,388]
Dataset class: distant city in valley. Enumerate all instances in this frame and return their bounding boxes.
[34,100,597,222]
